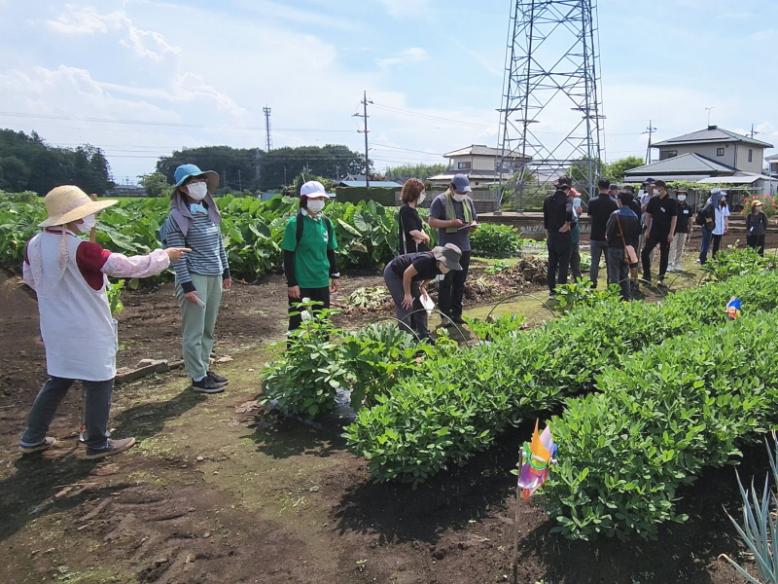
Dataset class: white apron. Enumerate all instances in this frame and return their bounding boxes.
[26,231,118,381]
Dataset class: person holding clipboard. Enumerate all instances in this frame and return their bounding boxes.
[428,174,478,326]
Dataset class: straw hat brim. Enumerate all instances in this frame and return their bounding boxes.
[39,199,118,228]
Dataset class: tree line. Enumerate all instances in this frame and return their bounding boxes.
[0,129,113,195]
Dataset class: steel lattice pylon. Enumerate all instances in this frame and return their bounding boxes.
[497,0,604,209]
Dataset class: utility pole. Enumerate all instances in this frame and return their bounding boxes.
[750,123,759,139]
[353,90,372,188]
[263,106,272,151]
[642,120,657,164]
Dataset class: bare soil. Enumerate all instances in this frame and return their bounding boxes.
[0,261,755,584]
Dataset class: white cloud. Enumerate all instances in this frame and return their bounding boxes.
[378,0,432,18]
[750,29,776,41]
[46,4,180,62]
[377,47,429,68]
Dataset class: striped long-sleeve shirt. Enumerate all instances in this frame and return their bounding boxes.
[161,210,229,293]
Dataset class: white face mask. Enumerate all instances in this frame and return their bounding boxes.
[452,194,466,203]
[187,181,208,201]
[307,198,325,214]
[76,214,96,234]
[678,195,687,202]
[417,192,426,205]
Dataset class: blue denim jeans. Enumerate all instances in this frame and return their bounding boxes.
[699,225,713,264]
[20,377,113,450]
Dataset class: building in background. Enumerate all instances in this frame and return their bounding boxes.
[624,126,776,197]
[429,145,529,189]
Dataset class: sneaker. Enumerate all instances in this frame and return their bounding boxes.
[19,436,58,455]
[191,376,225,394]
[207,370,229,387]
[84,437,136,460]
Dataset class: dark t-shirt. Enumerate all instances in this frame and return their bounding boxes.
[397,205,428,255]
[389,252,439,281]
[587,194,619,241]
[646,195,679,237]
[676,202,691,233]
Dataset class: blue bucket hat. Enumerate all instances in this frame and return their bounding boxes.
[452,174,472,193]
[173,163,219,192]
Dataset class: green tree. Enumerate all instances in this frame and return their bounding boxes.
[384,163,447,181]
[259,144,366,190]
[157,145,260,193]
[138,171,172,197]
[604,156,645,182]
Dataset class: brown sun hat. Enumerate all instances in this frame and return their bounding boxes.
[39,185,117,228]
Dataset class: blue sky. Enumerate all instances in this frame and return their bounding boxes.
[0,0,776,184]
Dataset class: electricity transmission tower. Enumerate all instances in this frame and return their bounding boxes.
[497,0,604,209]
[263,106,272,151]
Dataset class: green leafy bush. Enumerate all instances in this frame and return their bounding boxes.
[552,280,621,312]
[261,305,349,418]
[344,271,778,484]
[340,323,426,410]
[470,223,523,258]
[545,311,778,540]
[702,246,772,282]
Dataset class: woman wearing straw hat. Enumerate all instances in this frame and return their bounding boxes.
[159,164,231,394]
[19,186,189,459]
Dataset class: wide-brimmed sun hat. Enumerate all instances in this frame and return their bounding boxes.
[753,200,764,207]
[432,243,464,271]
[39,185,117,228]
[300,180,334,199]
[173,163,220,192]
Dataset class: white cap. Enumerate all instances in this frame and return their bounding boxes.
[300,180,333,199]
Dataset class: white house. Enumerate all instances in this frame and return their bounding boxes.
[624,126,776,195]
[429,145,529,188]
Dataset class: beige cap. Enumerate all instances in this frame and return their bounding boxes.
[39,185,117,228]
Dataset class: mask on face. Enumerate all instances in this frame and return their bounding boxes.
[452,194,466,203]
[678,195,687,202]
[77,214,96,234]
[307,198,325,214]
[187,181,208,202]
[417,191,426,205]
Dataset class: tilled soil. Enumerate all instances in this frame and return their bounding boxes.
[0,267,754,584]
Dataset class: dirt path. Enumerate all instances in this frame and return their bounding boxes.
[0,260,753,584]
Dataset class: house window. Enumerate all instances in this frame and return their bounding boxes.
[660,150,677,160]
[456,161,471,170]
[716,147,725,157]
[748,149,753,163]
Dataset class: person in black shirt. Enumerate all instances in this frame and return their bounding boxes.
[641,180,677,284]
[397,178,431,255]
[606,193,641,300]
[668,190,691,271]
[587,178,619,288]
[542,176,575,296]
[746,200,768,256]
[383,244,463,341]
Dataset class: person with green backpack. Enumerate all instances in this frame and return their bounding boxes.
[428,174,478,325]
[282,181,340,332]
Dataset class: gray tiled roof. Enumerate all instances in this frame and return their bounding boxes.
[624,153,737,176]
[653,126,773,148]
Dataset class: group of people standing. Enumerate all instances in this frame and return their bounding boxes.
[543,176,770,301]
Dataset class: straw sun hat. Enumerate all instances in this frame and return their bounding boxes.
[39,185,117,228]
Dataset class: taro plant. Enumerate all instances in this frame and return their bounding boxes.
[465,313,525,342]
[721,434,778,584]
[106,279,126,316]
